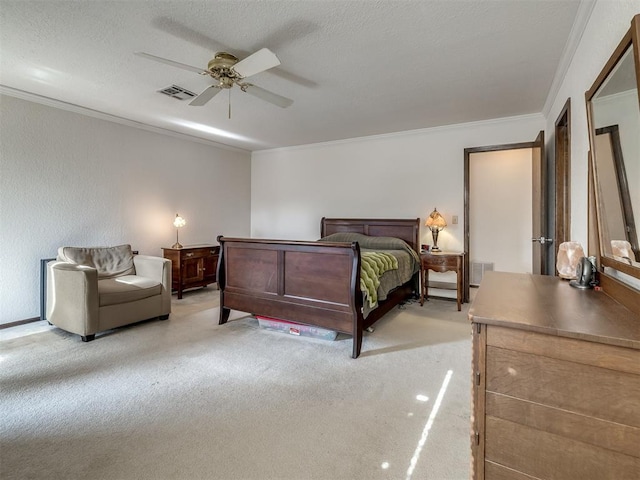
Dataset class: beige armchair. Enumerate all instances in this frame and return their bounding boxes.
[47,244,171,341]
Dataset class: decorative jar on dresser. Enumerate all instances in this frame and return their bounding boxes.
[162,245,219,299]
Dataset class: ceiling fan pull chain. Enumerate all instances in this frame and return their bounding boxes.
[228,89,232,119]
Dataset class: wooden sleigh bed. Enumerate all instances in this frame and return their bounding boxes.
[216,218,421,358]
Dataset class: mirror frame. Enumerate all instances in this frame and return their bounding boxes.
[585,14,640,312]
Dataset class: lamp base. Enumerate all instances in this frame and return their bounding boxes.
[171,242,183,249]
[430,227,441,253]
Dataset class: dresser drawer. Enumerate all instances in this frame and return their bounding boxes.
[485,416,640,479]
[486,346,640,427]
[485,392,640,457]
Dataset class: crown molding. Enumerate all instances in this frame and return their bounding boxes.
[0,85,250,153]
[253,112,545,156]
[542,0,597,117]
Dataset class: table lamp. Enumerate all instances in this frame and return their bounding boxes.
[172,213,186,249]
[426,208,447,252]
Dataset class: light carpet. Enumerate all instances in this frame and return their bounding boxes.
[1,287,472,480]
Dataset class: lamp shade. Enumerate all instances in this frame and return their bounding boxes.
[172,214,186,249]
[425,208,447,230]
[173,214,186,228]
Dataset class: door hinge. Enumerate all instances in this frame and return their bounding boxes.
[475,371,481,386]
[475,431,480,445]
[476,323,481,334]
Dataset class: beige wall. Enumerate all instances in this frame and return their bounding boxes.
[0,95,252,324]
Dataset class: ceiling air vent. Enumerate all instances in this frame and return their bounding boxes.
[158,85,197,101]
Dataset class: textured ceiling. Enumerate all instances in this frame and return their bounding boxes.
[0,0,583,151]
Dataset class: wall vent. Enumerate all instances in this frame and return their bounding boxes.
[470,262,494,286]
[158,85,197,101]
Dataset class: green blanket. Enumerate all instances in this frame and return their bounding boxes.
[360,251,398,308]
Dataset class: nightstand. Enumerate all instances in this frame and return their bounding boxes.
[162,245,219,299]
[420,251,464,311]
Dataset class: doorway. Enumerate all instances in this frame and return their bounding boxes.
[463,132,549,301]
[554,98,572,265]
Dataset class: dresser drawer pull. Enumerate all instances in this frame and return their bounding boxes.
[186,253,194,257]
[210,250,216,255]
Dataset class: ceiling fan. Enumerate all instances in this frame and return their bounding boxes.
[135,48,293,116]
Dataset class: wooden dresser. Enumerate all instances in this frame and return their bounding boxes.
[162,245,219,299]
[469,271,640,480]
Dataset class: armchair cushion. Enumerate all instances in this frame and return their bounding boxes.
[98,275,162,306]
[58,244,135,279]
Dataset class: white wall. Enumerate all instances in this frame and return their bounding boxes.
[251,114,544,247]
[0,95,252,324]
[470,149,533,274]
[545,0,640,251]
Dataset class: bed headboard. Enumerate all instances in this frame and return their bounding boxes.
[321,218,421,254]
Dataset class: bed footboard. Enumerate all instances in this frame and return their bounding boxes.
[217,236,366,358]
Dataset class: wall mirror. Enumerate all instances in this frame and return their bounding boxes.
[586,14,640,306]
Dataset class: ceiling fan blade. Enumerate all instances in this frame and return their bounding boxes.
[134,51,206,74]
[189,85,223,106]
[232,48,281,78]
[243,84,293,108]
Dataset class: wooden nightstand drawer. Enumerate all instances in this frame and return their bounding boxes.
[183,247,215,259]
[423,254,458,268]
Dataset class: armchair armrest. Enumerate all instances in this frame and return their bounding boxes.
[46,261,99,336]
[133,255,172,314]
[133,255,171,286]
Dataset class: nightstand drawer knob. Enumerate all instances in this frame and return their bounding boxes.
[186,253,194,257]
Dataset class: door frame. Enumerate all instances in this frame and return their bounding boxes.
[464,140,540,302]
[554,98,572,267]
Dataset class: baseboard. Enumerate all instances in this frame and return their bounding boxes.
[0,317,41,330]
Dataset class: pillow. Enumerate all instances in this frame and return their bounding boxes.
[318,232,369,244]
[57,244,135,279]
[319,232,412,251]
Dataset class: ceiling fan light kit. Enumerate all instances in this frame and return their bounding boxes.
[135,47,293,117]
